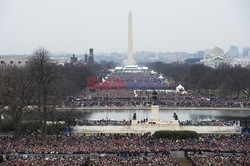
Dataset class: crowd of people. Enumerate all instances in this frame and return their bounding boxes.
[0,133,249,155]
[77,119,131,126]
[3,156,90,166]
[94,155,178,166]
[4,153,249,166]
[179,119,238,126]
[61,69,250,108]
[188,154,249,166]
[2,68,250,165]
[67,90,250,108]
[76,119,238,127]
[2,154,179,166]
[0,133,249,165]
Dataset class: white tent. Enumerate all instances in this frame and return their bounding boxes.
[176,84,185,92]
[158,75,163,79]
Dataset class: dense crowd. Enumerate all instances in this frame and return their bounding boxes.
[94,155,178,166]
[2,154,179,166]
[76,119,238,127]
[3,156,90,166]
[180,120,238,126]
[61,70,250,108]
[188,154,249,166]
[62,70,250,108]
[0,134,249,155]
[67,90,250,108]
[78,119,131,126]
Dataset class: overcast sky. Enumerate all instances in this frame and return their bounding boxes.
[0,0,249,54]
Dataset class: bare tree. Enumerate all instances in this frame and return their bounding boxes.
[29,47,59,144]
[0,66,33,139]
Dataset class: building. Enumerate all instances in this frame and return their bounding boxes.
[0,55,68,67]
[184,58,202,64]
[88,48,94,64]
[70,54,78,65]
[0,56,29,67]
[201,47,231,68]
[231,58,250,67]
[196,50,205,58]
[227,46,239,57]
[83,48,94,65]
[242,47,250,57]
[201,47,250,68]
[49,58,67,66]
[85,54,88,63]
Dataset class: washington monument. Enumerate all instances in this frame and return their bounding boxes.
[127,11,135,65]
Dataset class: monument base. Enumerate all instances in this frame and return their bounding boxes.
[131,120,138,125]
[150,105,160,122]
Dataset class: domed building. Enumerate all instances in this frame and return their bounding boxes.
[201,47,250,68]
[201,47,232,68]
[209,47,225,56]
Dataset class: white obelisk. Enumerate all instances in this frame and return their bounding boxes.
[127,11,135,65]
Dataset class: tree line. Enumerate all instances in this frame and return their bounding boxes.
[147,62,250,99]
[0,48,99,141]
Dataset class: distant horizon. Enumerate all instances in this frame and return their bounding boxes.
[0,46,249,56]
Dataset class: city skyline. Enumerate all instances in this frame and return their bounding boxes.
[0,0,250,54]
